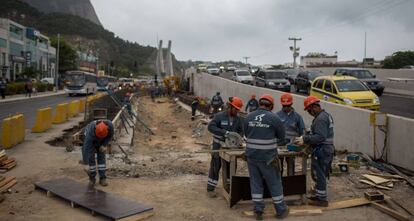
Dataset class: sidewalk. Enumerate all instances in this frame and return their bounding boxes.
[0,90,65,103]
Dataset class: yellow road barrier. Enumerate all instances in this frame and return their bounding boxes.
[32,108,53,133]
[68,100,80,118]
[53,103,68,124]
[1,114,25,149]
[78,99,86,113]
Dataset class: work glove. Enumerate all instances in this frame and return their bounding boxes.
[99,146,107,153]
[293,136,304,146]
[224,131,230,138]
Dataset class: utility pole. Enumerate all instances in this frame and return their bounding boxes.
[288,37,302,69]
[243,56,250,65]
[363,32,367,67]
[55,33,60,92]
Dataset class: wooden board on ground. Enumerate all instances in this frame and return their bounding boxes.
[0,150,5,158]
[0,176,15,187]
[0,155,7,162]
[360,179,392,190]
[368,173,404,180]
[35,178,154,221]
[0,161,16,170]
[324,198,372,211]
[0,158,15,166]
[0,177,17,193]
[363,174,390,185]
[371,202,412,221]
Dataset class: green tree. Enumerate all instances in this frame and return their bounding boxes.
[383,51,414,69]
[51,36,77,73]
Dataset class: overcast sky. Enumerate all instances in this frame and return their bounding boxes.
[91,0,414,65]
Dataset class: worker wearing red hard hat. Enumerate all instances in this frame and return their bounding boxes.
[82,120,114,187]
[293,96,334,207]
[206,96,244,198]
[276,93,305,176]
[244,94,289,219]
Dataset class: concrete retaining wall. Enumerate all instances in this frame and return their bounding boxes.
[194,73,414,171]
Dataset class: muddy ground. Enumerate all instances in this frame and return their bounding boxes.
[0,96,413,221]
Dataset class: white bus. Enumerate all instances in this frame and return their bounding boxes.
[64,71,97,96]
[97,75,117,91]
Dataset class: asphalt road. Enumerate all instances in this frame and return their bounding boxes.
[0,94,80,130]
[218,71,414,119]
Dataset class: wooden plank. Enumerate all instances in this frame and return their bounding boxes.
[0,161,16,170]
[368,173,404,180]
[0,150,5,158]
[0,179,17,193]
[371,202,412,221]
[0,155,7,162]
[362,174,390,185]
[360,179,392,190]
[0,158,15,166]
[0,176,15,188]
[117,210,154,221]
[324,198,371,211]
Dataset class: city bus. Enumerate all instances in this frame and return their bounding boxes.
[97,75,118,91]
[64,71,97,96]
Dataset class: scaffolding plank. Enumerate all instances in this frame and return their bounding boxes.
[35,178,153,220]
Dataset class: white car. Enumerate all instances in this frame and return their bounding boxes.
[41,77,55,84]
[232,70,254,85]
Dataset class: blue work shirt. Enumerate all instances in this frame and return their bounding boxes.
[276,109,305,140]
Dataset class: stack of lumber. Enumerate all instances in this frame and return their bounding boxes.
[0,176,17,193]
[0,150,17,173]
[359,173,404,190]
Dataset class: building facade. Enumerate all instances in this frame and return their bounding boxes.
[300,53,338,68]
[77,51,97,74]
[0,18,56,81]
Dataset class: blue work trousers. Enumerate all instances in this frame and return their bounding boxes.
[83,146,106,179]
[311,145,334,200]
[247,158,288,215]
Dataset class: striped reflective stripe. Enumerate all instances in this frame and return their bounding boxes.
[208,178,218,187]
[98,164,106,170]
[247,138,277,145]
[247,143,277,150]
[272,195,284,204]
[322,138,334,144]
[286,130,299,137]
[252,193,264,202]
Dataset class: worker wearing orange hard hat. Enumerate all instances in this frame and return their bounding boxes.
[293,96,334,207]
[245,94,259,113]
[276,93,305,176]
[82,120,114,187]
[206,96,244,198]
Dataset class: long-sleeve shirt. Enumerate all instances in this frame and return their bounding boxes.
[207,112,243,149]
[244,108,286,162]
[303,110,334,146]
[276,109,305,140]
[245,98,259,112]
[83,120,115,151]
[210,95,224,108]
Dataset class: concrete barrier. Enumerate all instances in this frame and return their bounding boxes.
[1,114,25,149]
[53,103,69,124]
[32,108,53,133]
[194,73,414,171]
[78,99,86,113]
[68,100,80,118]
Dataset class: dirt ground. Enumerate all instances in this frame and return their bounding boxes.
[1,96,413,221]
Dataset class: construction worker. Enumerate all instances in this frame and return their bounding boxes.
[191,96,200,121]
[206,96,244,198]
[276,93,305,175]
[293,96,334,207]
[245,94,259,113]
[244,94,289,220]
[82,120,114,187]
[123,92,132,115]
[210,92,224,115]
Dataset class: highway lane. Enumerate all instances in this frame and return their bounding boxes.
[0,94,80,130]
[217,71,414,119]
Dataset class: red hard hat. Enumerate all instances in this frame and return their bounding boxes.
[280,93,293,106]
[259,94,274,105]
[304,96,320,110]
[95,121,109,139]
[228,96,243,110]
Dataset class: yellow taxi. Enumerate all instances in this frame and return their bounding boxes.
[310,76,380,111]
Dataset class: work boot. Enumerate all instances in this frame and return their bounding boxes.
[99,179,108,186]
[254,212,263,220]
[207,191,217,198]
[276,207,290,219]
[307,196,329,207]
[88,177,96,187]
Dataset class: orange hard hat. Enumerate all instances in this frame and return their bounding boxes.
[259,94,274,105]
[304,96,320,110]
[280,93,293,106]
[95,121,109,139]
[228,96,243,110]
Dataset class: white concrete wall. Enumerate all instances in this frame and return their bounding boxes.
[194,73,414,171]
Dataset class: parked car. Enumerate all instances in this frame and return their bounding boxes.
[400,65,414,70]
[310,76,380,111]
[285,69,301,84]
[207,67,220,75]
[255,70,290,92]
[197,64,207,73]
[226,66,237,72]
[333,68,384,96]
[295,70,324,94]
[250,66,260,75]
[232,69,254,84]
[41,77,55,84]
